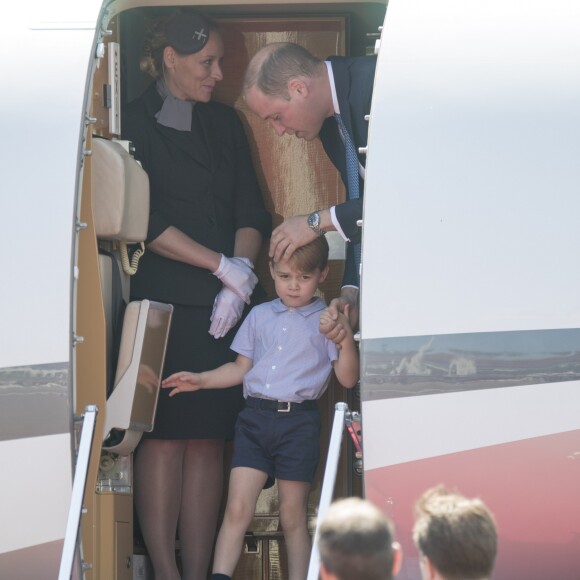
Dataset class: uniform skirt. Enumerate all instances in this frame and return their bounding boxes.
[143,303,244,440]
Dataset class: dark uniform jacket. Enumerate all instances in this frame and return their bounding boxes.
[319,56,377,286]
[122,83,271,306]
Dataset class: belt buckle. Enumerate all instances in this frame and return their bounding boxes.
[277,401,291,413]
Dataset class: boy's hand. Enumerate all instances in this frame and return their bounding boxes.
[320,304,353,349]
[161,372,202,397]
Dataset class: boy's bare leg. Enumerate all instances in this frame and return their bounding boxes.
[278,479,312,580]
[212,467,268,576]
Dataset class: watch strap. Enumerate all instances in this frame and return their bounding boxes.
[307,211,324,236]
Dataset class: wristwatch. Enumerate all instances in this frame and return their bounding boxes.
[307,211,325,236]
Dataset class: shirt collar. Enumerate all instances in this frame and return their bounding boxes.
[272,297,326,317]
[325,61,340,115]
[155,77,195,131]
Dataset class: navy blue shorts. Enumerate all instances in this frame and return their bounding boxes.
[230,402,321,483]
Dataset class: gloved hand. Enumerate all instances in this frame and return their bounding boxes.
[213,255,257,304]
[209,287,246,339]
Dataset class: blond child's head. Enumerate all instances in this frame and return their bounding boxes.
[269,236,329,307]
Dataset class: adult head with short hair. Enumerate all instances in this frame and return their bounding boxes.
[318,497,402,580]
[413,486,498,580]
[243,42,323,98]
[243,42,334,141]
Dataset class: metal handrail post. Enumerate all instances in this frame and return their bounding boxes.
[306,402,349,580]
[58,405,98,580]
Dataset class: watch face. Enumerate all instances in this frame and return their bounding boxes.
[308,212,320,227]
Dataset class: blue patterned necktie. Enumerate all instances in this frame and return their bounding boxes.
[335,113,360,200]
[335,113,361,284]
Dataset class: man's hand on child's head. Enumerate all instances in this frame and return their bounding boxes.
[161,371,202,397]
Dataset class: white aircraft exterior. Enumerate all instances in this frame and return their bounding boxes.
[0,0,578,578]
[362,2,580,577]
[1,0,105,576]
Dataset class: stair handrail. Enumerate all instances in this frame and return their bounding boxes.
[307,402,349,580]
[58,405,98,580]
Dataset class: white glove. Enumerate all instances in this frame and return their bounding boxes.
[209,287,246,338]
[213,255,258,304]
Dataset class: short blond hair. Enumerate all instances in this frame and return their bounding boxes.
[413,486,498,580]
[272,236,329,273]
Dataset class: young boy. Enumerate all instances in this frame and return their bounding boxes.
[162,236,359,580]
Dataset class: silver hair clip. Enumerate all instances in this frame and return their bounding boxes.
[192,28,207,42]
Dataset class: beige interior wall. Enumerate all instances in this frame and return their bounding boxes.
[80,16,137,579]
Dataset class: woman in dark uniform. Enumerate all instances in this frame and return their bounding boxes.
[122,11,271,579]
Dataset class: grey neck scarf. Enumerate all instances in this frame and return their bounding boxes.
[155,77,195,131]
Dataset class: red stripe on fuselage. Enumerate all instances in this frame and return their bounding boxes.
[365,430,580,580]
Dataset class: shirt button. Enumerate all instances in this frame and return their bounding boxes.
[277,346,282,350]
[282,327,287,332]
[266,384,270,389]
[272,365,276,370]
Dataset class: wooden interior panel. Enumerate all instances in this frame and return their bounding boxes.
[212,17,347,303]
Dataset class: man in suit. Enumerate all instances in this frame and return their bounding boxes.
[244,42,376,335]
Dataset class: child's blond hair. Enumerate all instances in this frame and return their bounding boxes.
[273,236,329,272]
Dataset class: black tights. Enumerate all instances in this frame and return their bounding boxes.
[134,438,226,580]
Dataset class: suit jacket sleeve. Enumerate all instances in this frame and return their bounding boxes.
[321,56,377,244]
